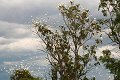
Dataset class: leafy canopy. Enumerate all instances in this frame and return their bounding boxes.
[10,69,42,80]
[33,1,101,80]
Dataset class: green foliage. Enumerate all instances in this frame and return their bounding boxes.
[98,0,120,79]
[98,0,120,49]
[33,1,101,80]
[10,69,42,80]
[99,49,120,80]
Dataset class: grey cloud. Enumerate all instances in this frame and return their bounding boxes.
[0,0,101,24]
[0,21,33,38]
[0,37,15,45]
[0,38,41,52]
[0,1,117,80]
[0,0,66,24]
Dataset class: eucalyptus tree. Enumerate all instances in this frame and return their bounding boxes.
[98,0,120,49]
[98,0,120,80]
[33,1,101,80]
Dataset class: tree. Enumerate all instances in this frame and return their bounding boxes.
[98,0,120,80]
[10,69,42,80]
[99,49,120,80]
[98,0,120,49]
[33,1,101,80]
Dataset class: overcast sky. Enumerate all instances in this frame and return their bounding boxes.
[0,0,117,80]
[0,0,102,57]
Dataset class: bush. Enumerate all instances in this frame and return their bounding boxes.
[10,69,42,80]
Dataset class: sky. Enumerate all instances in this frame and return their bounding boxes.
[0,0,118,80]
